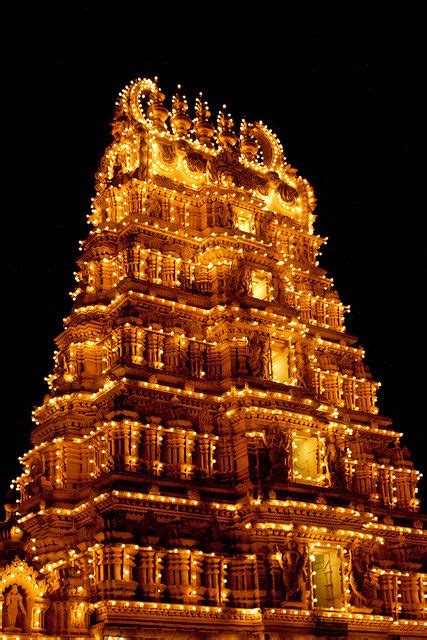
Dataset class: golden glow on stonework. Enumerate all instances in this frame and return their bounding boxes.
[0,77,425,639]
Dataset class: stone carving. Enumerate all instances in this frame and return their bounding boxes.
[4,584,26,630]
[159,142,176,164]
[247,336,270,378]
[276,541,308,604]
[231,265,251,297]
[326,433,347,487]
[349,542,379,610]
[295,341,314,389]
[263,425,291,482]
[219,202,234,228]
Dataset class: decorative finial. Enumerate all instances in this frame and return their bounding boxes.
[170,86,192,137]
[217,108,237,149]
[147,80,169,130]
[240,119,260,161]
[194,93,215,145]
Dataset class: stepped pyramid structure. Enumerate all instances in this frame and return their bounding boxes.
[0,77,426,640]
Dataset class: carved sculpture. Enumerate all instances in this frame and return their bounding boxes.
[276,541,308,605]
[263,425,291,482]
[4,584,26,630]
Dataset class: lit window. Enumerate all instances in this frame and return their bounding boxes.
[235,209,255,234]
[293,435,321,483]
[251,270,272,301]
[271,342,290,383]
[311,548,344,609]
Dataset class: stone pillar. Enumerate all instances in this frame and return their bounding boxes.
[123,244,146,279]
[136,549,166,601]
[206,345,221,380]
[216,436,235,480]
[342,378,357,410]
[299,292,311,323]
[377,467,395,507]
[163,334,179,372]
[141,418,164,476]
[230,555,260,608]
[164,424,195,479]
[400,573,424,618]
[357,381,376,413]
[95,544,138,600]
[324,372,340,404]
[146,252,162,283]
[164,550,192,603]
[267,552,283,606]
[328,302,341,330]
[352,462,375,496]
[204,556,229,605]
[197,434,217,477]
[378,573,398,615]
[146,331,164,369]
[161,255,177,287]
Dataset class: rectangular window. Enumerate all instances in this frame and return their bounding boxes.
[293,435,320,483]
[312,548,344,609]
[236,209,255,234]
[251,269,272,301]
[271,342,290,383]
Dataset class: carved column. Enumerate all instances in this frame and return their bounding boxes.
[216,436,235,480]
[267,552,283,606]
[146,331,164,369]
[324,372,340,404]
[343,378,357,410]
[164,422,195,479]
[378,573,398,615]
[230,555,259,608]
[136,549,166,601]
[161,256,178,287]
[197,434,217,477]
[165,550,192,603]
[357,381,376,413]
[141,418,163,476]
[299,292,311,323]
[399,574,424,618]
[352,462,375,496]
[95,544,138,599]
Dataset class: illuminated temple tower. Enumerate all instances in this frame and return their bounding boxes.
[0,78,426,639]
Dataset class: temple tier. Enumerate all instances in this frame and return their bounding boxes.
[0,78,425,639]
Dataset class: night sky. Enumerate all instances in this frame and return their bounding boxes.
[1,6,425,501]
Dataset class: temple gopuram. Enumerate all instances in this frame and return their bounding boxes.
[1,77,426,640]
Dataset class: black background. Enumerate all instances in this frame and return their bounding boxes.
[1,5,425,503]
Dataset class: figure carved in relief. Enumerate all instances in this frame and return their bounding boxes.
[4,584,26,630]
[326,433,347,488]
[247,337,270,379]
[349,543,377,609]
[263,425,291,482]
[295,341,313,389]
[231,266,251,297]
[219,203,234,228]
[145,195,162,219]
[276,541,308,604]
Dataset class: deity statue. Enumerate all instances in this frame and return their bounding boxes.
[294,341,313,389]
[276,540,308,605]
[219,203,234,228]
[247,337,270,378]
[326,433,347,487]
[4,584,26,630]
[263,425,291,482]
[349,542,377,609]
[231,266,251,297]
